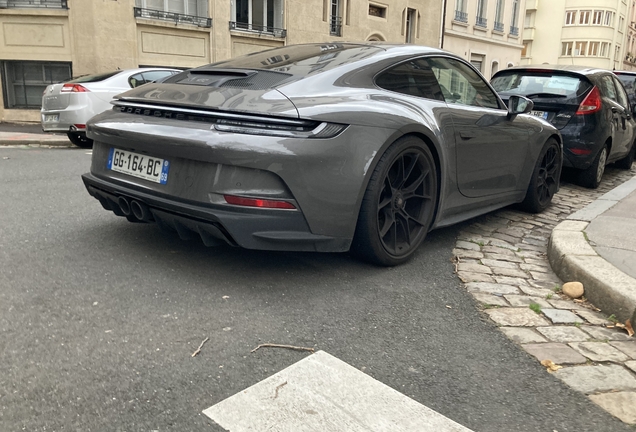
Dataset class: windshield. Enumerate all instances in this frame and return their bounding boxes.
[491,71,587,98]
[616,73,636,92]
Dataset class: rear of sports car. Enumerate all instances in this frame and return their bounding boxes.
[81,44,395,253]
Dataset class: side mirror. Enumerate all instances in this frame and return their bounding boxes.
[507,95,534,118]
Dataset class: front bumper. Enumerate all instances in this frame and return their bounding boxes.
[82,173,351,252]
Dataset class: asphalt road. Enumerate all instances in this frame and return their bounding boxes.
[0,147,631,432]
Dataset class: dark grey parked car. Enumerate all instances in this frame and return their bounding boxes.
[82,43,562,266]
[492,65,636,188]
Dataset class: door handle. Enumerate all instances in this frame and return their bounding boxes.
[460,131,476,139]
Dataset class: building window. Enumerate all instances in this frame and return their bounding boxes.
[135,0,207,17]
[454,0,468,23]
[565,10,576,25]
[574,41,588,56]
[1,61,71,109]
[491,61,499,77]
[231,0,285,37]
[605,11,614,26]
[510,0,519,34]
[476,0,487,28]
[134,0,210,26]
[592,10,603,25]
[579,10,591,24]
[0,0,67,9]
[561,41,573,56]
[470,54,484,73]
[589,41,600,56]
[521,42,528,57]
[615,45,621,61]
[330,0,342,36]
[405,8,416,43]
[600,42,609,57]
[494,0,504,32]
[620,16,625,31]
[368,4,386,18]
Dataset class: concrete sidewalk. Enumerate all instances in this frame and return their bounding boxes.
[549,176,636,324]
[0,123,73,147]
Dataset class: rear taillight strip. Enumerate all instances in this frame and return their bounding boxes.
[61,84,89,93]
[111,101,348,139]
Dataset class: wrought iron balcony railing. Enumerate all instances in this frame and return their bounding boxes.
[134,7,212,28]
[0,0,67,8]
[454,10,468,23]
[330,16,342,36]
[475,16,487,28]
[494,21,504,32]
[510,25,519,35]
[229,21,287,38]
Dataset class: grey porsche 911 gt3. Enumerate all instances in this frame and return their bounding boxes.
[82,43,562,266]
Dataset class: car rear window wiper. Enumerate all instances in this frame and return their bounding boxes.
[525,92,568,99]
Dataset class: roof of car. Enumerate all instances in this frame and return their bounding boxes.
[496,64,612,76]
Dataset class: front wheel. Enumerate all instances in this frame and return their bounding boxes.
[519,138,562,213]
[351,136,438,266]
[577,144,608,189]
[67,132,94,149]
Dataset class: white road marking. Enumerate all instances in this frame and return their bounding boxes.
[203,350,473,432]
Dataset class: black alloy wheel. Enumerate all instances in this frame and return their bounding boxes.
[520,138,562,213]
[352,136,438,266]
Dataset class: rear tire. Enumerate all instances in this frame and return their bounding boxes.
[577,144,607,189]
[67,132,94,149]
[351,136,438,266]
[519,138,562,213]
[615,141,635,170]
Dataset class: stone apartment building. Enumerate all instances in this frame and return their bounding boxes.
[0,0,443,123]
[443,0,526,78]
[521,0,630,69]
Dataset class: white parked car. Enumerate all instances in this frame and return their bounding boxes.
[41,68,181,148]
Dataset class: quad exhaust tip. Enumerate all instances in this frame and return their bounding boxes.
[130,200,152,222]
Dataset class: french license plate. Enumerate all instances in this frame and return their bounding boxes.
[43,114,59,123]
[107,148,170,184]
[530,110,549,120]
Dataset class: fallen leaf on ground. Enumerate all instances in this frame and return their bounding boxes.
[625,319,634,337]
[540,359,563,373]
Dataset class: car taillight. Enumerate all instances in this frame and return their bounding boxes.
[223,195,296,210]
[576,86,601,115]
[60,84,89,93]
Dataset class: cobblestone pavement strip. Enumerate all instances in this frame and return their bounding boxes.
[453,166,636,425]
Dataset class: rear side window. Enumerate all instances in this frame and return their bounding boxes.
[612,76,630,108]
[598,75,617,100]
[423,57,501,109]
[68,71,120,83]
[128,70,176,88]
[375,61,445,101]
[491,72,585,99]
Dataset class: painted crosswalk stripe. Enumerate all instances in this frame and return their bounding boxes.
[203,350,473,431]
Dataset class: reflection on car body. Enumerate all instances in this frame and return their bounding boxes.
[82,43,563,266]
